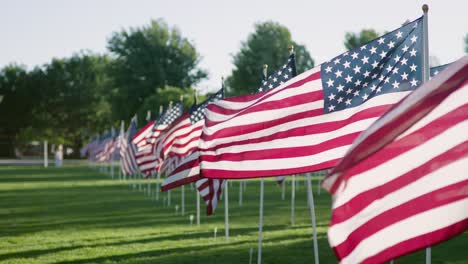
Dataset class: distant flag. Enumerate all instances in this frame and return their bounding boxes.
[430,63,451,77]
[95,130,114,162]
[258,52,297,185]
[120,116,139,176]
[199,17,424,179]
[322,56,468,264]
[135,103,183,175]
[161,88,224,190]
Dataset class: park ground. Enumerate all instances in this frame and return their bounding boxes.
[0,164,467,264]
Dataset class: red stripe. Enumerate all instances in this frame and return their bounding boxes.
[329,103,468,195]
[333,180,468,259]
[131,121,155,142]
[161,174,202,191]
[360,219,468,264]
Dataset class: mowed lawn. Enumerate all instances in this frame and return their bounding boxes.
[0,165,466,264]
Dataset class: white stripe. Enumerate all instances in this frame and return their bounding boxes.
[334,120,468,209]
[329,155,468,247]
[340,198,468,264]
[202,118,376,156]
[201,145,350,171]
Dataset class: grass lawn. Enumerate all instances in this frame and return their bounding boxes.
[0,164,466,264]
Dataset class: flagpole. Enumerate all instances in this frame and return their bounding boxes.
[422,5,431,264]
[196,189,200,226]
[281,180,286,200]
[307,173,320,264]
[155,105,163,201]
[181,185,185,216]
[225,179,229,241]
[43,140,48,168]
[291,174,295,226]
[257,178,265,264]
[239,180,243,206]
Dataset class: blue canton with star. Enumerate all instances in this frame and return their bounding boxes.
[158,103,183,125]
[430,63,451,78]
[189,88,224,124]
[258,53,297,93]
[321,17,423,113]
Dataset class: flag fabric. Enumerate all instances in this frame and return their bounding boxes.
[196,177,226,215]
[120,116,139,176]
[95,130,114,162]
[430,63,451,77]
[199,17,423,179]
[134,103,183,175]
[321,56,468,264]
[160,89,224,191]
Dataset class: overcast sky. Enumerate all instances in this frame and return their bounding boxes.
[1,0,467,92]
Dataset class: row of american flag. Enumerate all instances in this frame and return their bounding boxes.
[81,15,467,264]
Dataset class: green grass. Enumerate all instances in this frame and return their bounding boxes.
[0,165,466,264]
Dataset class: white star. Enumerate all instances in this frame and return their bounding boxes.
[363,82,368,87]
[337,84,344,92]
[345,88,353,95]
[410,64,417,72]
[326,78,334,87]
[353,90,360,97]
[360,45,367,50]
[392,67,399,74]
[410,78,419,87]
[371,61,379,68]
[283,74,289,79]
[345,99,352,105]
[370,46,377,54]
[402,45,409,52]
[370,84,377,91]
[362,93,369,100]
[379,50,388,59]
[378,75,384,82]
[269,84,273,89]
[353,65,361,74]
[363,70,371,78]
[387,41,395,49]
[377,37,385,44]
[410,35,418,43]
[343,61,351,69]
[401,58,408,65]
[334,58,341,64]
[376,86,382,93]
[434,70,439,75]
[328,93,336,101]
[401,72,409,80]
[273,77,278,82]
[288,67,292,72]
[337,97,344,103]
[384,77,390,83]
[328,105,336,111]
[395,31,403,39]
[278,70,282,75]
[351,52,359,59]
[386,65,393,72]
[354,79,362,86]
[334,70,343,78]
[345,75,353,83]
[393,55,401,63]
[392,80,400,89]
[372,73,378,79]
[263,81,267,85]
[325,66,332,73]
[361,56,369,64]
[409,48,417,57]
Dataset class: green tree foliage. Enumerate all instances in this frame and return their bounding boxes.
[107,19,207,121]
[344,29,380,50]
[227,21,314,96]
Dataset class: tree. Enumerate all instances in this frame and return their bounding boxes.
[227,21,314,96]
[344,29,380,50]
[107,19,207,122]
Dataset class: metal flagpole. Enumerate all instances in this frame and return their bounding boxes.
[196,189,200,226]
[225,179,229,241]
[168,190,171,207]
[155,105,164,201]
[307,173,320,264]
[291,175,295,226]
[422,5,431,264]
[239,180,243,206]
[257,178,265,264]
[43,141,48,168]
[281,180,286,200]
[181,185,185,216]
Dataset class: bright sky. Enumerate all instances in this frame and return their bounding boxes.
[1,0,467,93]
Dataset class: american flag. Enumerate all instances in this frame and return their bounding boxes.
[80,135,99,159]
[322,56,468,264]
[159,88,224,190]
[134,103,183,175]
[120,116,139,176]
[95,130,114,162]
[259,54,297,185]
[199,17,423,179]
[430,63,451,77]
